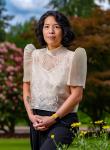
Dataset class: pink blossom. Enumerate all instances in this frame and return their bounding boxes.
[5,42,16,50]
[10,55,14,59]
[6,66,15,72]
[15,66,21,71]
[0,47,8,53]
[13,87,18,92]
[0,94,6,100]
[8,75,14,81]
[14,56,22,62]
[0,57,4,63]
[5,80,13,87]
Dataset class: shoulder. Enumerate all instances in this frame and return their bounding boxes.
[24,44,36,57]
[74,47,87,56]
[73,47,87,62]
[24,44,46,57]
[24,44,36,52]
[64,47,74,56]
[65,47,87,59]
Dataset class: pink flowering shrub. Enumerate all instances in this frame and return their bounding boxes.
[0,42,26,133]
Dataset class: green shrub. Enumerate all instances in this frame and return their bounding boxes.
[0,42,27,133]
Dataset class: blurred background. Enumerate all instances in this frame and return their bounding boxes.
[0,0,110,149]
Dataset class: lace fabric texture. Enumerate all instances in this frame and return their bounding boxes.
[23,44,87,112]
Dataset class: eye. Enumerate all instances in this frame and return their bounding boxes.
[54,25,61,28]
[43,25,49,29]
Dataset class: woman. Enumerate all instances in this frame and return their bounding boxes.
[23,10,87,150]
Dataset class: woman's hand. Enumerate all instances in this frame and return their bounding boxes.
[33,116,56,131]
[29,113,43,124]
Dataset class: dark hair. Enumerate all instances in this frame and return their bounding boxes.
[35,10,75,47]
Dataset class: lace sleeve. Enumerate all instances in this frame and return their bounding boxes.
[23,44,36,82]
[67,47,87,88]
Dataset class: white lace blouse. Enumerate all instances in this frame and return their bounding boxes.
[23,44,87,112]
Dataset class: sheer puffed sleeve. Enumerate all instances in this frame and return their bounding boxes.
[67,47,87,88]
[23,44,36,82]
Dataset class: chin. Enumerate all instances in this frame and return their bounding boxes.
[47,42,56,46]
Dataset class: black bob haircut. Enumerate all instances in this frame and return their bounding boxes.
[35,10,75,47]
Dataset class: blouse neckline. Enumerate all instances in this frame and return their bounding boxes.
[46,45,65,56]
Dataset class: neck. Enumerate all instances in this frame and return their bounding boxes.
[47,44,62,50]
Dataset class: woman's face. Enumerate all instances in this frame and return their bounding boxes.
[43,16,63,49]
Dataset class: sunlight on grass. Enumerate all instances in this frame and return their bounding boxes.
[0,138,30,150]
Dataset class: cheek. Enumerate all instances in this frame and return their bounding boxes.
[43,29,46,37]
[43,31,48,42]
[56,31,63,41]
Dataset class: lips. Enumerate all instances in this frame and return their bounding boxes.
[47,36,55,39]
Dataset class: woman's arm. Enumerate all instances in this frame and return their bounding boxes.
[56,86,83,118]
[23,82,32,118]
[23,82,43,124]
[35,86,83,129]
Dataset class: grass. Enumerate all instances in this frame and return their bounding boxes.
[78,111,110,125]
[0,138,31,150]
[1,112,110,150]
[69,138,110,150]
[78,111,92,124]
[0,137,110,150]
[0,138,79,150]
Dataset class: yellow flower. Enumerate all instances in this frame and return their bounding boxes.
[102,125,110,129]
[80,131,87,137]
[50,134,55,139]
[94,120,103,124]
[71,122,81,128]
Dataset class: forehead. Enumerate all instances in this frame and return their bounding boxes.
[44,16,58,24]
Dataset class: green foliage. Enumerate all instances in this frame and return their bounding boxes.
[0,0,13,42]
[50,121,110,150]
[0,42,27,133]
[6,8,110,122]
[0,138,30,150]
[6,17,40,49]
[78,111,92,124]
[69,8,110,121]
[81,72,110,121]
[71,132,110,150]
[48,0,109,17]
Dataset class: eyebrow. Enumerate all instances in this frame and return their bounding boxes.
[44,23,60,25]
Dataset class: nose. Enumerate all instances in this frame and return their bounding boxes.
[49,26,55,34]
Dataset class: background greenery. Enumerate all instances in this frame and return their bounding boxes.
[0,136,110,150]
[0,138,30,150]
[0,0,110,134]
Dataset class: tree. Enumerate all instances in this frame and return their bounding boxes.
[0,0,13,42]
[69,8,110,121]
[48,0,110,17]
[0,42,27,134]
[6,17,40,48]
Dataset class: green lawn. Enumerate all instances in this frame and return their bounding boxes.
[0,137,109,150]
[0,138,75,150]
[0,138,31,150]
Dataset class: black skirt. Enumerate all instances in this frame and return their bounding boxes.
[30,109,79,150]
